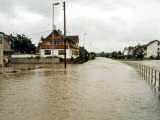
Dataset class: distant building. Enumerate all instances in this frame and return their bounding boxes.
[123,46,135,57]
[0,32,13,66]
[145,40,160,58]
[3,34,12,59]
[123,45,145,59]
[123,47,128,56]
[38,30,79,59]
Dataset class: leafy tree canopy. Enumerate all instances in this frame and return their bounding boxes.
[11,34,36,54]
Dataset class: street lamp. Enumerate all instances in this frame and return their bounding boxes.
[52,2,60,31]
[63,1,67,69]
[52,1,67,69]
[52,2,60,59]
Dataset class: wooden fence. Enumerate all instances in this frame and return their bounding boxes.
[125,62,160,91]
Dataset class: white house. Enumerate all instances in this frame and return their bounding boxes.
[145,40,160,58]
[123,47,128,56]
[38,30,79,59]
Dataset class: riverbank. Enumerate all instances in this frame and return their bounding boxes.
[0,64,44,74]
[0,64,65,74]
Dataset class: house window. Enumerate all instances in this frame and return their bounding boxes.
[58,50,65,55]
[44,50,51,55]
[72,51,79,55]
[54,40,64,46]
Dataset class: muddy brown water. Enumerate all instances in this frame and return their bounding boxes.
[0,58,160,120]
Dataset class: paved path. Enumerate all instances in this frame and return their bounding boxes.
[0,58,160,120]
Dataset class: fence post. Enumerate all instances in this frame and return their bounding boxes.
[154,70,157,87]
[151,69,154,84]
[141,64,143,76]
[139,64,141,74]
[159,72,160,91]
[140,64,141,75]
[146,66,148,81]
[142,65,144,79]
[142,65,144,80]
[149,67,151,82]
[142,64,143,76]
[144,65,146,80]
[145,66,147,80]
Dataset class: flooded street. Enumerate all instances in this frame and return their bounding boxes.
[0,58,160,120]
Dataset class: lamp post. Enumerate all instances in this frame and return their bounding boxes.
[52,2,60,59]
[63,1,67,69]
[52,2,60,31]
[53,1,67,69]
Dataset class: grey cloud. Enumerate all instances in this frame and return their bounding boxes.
[0,0,51,16]
[0,0,14,14]
[16,0,51,16]
[1,0,160,52]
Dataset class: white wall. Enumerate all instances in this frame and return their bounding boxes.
[40,49,76,59]
[146,41,159,58]
[123,49,128,56]
[11,54,38,58]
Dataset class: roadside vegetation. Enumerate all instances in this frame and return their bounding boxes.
[96,51,160,61]
[73,47,96,64]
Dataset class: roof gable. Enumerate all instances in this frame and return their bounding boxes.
[147,40,160,46]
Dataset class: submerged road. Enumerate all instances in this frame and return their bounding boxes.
[0,58,160,120]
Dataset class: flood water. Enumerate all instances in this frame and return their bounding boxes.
[0,58,160,120]
[138,60,160,71]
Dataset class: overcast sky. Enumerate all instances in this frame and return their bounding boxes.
[1,0,160,52]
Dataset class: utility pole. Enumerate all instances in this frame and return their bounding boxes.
[63,1,67,69]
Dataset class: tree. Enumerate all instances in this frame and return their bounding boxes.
[133,46,144,60]
[11,34,36,54]
[111,51,118,59]
[79,47,89,60]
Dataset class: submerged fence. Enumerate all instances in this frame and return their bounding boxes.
[125,62,160,91]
